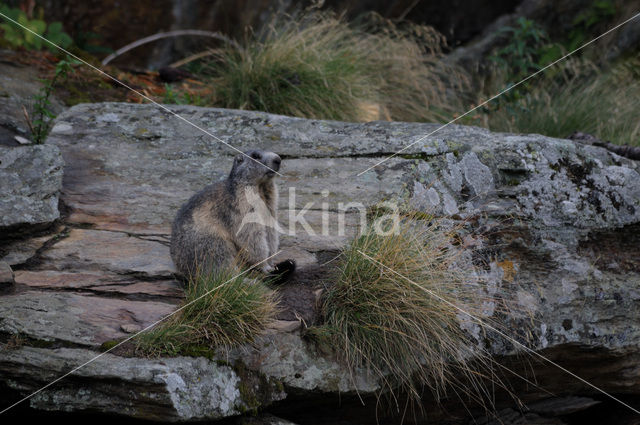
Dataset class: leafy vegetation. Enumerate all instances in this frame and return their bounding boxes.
[314,214,509,408]
[490,17,550,81]
[72,29,113,55]
[135,269,279,357]
[0,3,72,52]
[481,7,638,146]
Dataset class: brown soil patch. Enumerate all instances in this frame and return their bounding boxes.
[274,262,336,325]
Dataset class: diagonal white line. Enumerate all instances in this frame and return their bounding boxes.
[357,11,640,176]
[0,12,282,177]
[0,251,281,415]
[356,249,640,415]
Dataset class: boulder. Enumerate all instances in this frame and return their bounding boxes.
[0,103,639,423]
[0,346,285,421]
[0,144,64,235]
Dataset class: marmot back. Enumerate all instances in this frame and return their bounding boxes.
[170,149,285,279]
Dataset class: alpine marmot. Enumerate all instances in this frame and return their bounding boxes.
[170,149,294,280]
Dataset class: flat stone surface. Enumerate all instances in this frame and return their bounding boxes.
[49,106,412,235]
[0,226,62,266]
[0,291,176,347]
[14,270,182,298]
[38,228,175,277]
[232,333,379,394]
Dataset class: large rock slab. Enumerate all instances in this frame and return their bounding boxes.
[1,103,639,422]
[14,270,182,298]
[0,144,64,233]
[38,228,176,277]
[0,291,176,347]
[0,346,283,421]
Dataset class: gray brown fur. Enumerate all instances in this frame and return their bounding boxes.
[170,149,281,278]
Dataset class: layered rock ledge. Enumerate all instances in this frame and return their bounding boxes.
[1,103,639,423]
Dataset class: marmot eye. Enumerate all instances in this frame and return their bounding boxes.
[251,152,261,160]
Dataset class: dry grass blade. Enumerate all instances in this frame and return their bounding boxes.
[486,56,640,146]
[199,12,471,123]
[135,269,279,357]
[318,213,523,413]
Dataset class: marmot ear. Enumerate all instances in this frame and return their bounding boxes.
[235,154,244,164]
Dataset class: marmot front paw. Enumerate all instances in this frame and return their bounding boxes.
[269,259,296,284]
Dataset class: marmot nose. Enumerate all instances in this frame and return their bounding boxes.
[271,155,281,171]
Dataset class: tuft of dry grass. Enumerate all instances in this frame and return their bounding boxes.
[480,56,640,146]
[135,269,279,357]
[489,78,640,145]
[198,12,471,123]
[318,213,514,410]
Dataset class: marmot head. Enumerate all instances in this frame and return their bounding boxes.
[229,149,281,184]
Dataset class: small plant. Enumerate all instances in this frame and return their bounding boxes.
[162,83,180,104]
[162,83,207,106]
[491,17,549,81]
[317,213,509,409]
[135,269,279,357]
[25,57,77,144]
[0,4,72,52]
[483,17,566,115]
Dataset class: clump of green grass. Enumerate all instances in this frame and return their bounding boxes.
[135,269,279,357]
[318,214,506,408]
[487,58,640,146]
[198,13,470,123]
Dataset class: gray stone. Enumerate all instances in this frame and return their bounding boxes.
[0,144,64,231]
[234,333,379,394]
[0,261,14,286]
[0,103,638,421]
[0,346,282,421]
[15,269,182,298]
[0,225,63,266]
[38,228,176,277]
[0,291,176,347]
